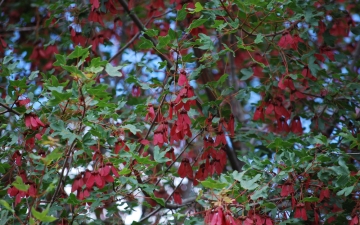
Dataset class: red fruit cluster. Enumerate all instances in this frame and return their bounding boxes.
[178,158,193,179]
[241,210,274,225]
[193,138,227,185]
[71,163,119,200]
[278,31,304,50]
[25,113,45,130]
[7,173,37,206]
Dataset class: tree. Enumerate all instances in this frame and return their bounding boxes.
[0,0,360,224]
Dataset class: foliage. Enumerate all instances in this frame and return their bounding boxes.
[0,0,360,224]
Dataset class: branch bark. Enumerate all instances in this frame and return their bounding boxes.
[116,0,173,69]
[0,102,20,115]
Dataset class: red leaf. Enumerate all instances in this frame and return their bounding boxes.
[178,69,188,86]
[140,139,150,145]
[94,173,104,188]
[228,114,235,136]
[278,31,293,49]
[253,107,264,121]
[7,186,19,197]
[30,116,38,129]
[178,158,193,179]
[103,174,114,183]
[145,104,156,121]
[214,131,226,147]
[165,148,176,166]
[90,0,100,11]
[25,115,32,128]
[173,190,182,204]
[86,174,95,189]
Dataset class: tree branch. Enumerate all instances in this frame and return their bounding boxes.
[140,148,204,222]
[116,0,173,69]
[0,102,20,115]
[109,32,141,63]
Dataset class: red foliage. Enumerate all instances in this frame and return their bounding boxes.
[24,113,45,130]
[280,180,294,196]
[165,148,176,166]
[278,31,294,49]
[290,116,303,135]
[114,139,129,154]
[173,190,182,204]
[294,203,307,221]
[178,69,189,86]
[278,75,295,91]
[90,0,100,11]
[178,158,193,179]
[12,150,22,166]
[174,84,197,111]
[0,35,7,53]
[145,104,156,121]
[131,85,141,97]
[88,11,105,26]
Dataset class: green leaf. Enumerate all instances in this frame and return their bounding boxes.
[29,70,39,80]
[233,171,261,190]
[0,163,10,173]
[251,186,269,200]
[144,29,159,37]
[138,37,153,50]
[194,2,203,12]
[47,90,72,106]
[42,148,63,165]
[201,178,227,189]
[31,206,57,222]
[121,124,141,135]
[240,68,254,80]
[119,167,131,175]
[149,193,165,207]
[105,63,123,77]
[336,186,354,197]
[187,18,207,31]
[198,33,214,51]
[153,146,170,163]
[157,35,171,49]
[221,43,235,57]
[3,55,14,64]
[308,56,320,77]
[66,193,81,205]
[0,200,14,213]
[132,154,156,165]
[53,54,66,66]
[177,4,187,21]
[189,65,205,80]
[254,33,264,44]
[61,65,86,78]
[90,57,107,67]
[67,46,90,59]
[302,197,319,202]
[262,202,277,209]
[10,77,27,89]
[12,176,29,192]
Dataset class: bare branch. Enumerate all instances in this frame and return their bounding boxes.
[0,102,20,115]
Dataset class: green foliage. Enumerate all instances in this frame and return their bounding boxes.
[0,0,359,224]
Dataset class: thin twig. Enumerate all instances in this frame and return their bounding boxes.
[116,0,173,69]
[49,140,76,207]
[140,147,204,222]
[109,32,141,63]
[153,130,204,186]
[0,102,20,115]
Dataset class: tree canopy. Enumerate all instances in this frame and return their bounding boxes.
[0,0,360,224]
